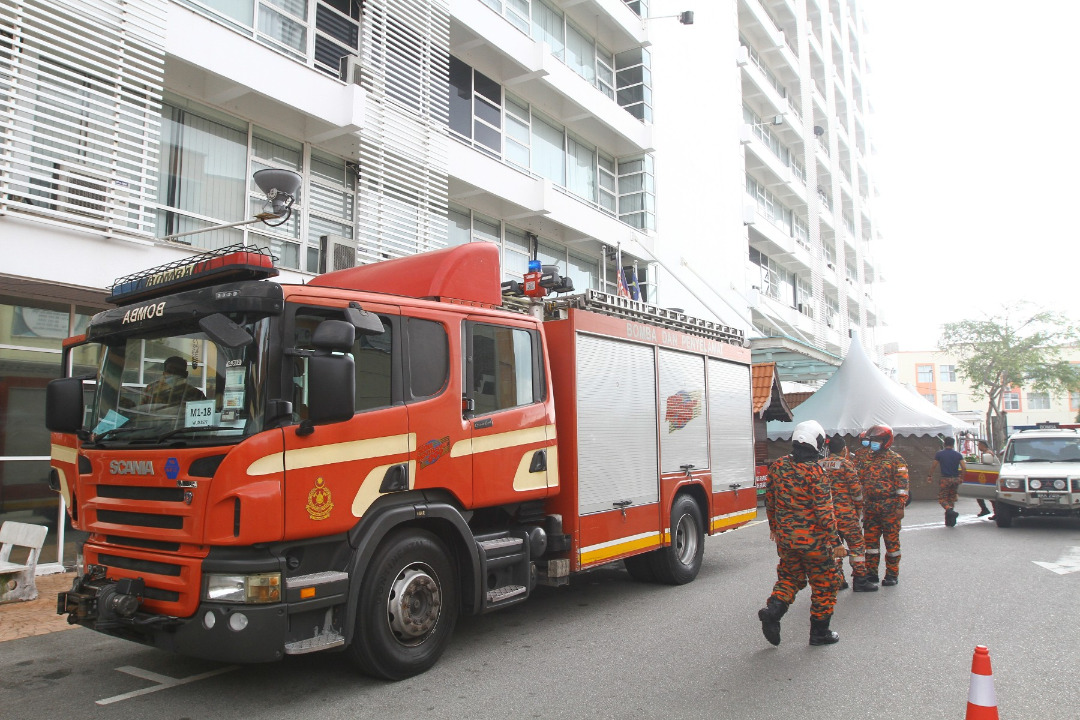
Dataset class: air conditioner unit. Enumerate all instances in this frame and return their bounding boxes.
[320,234,357,273]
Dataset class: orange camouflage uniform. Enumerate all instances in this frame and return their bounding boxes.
[765,454,842,621]
[852,447,909,579]
[820,455,866,577]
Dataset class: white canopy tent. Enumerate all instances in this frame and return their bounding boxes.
[767,338,975,440]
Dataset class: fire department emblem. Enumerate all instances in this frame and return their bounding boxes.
[306,477,334,520]
[664,390,702,433]
[419,436,451,468]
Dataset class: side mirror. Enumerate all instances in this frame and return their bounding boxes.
[312,319,355,353]
[46,377,87,433]
[344,305,384,336]
[305,354,355,428]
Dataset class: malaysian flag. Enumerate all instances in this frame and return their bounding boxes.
[616,246,631,298]
[625,263,641,301]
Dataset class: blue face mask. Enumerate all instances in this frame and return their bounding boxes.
[870,441,882,451]
[861,439,870,447]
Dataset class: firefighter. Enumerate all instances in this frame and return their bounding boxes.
[820,436,877,592]
[758,420,847,647]
[853,424,909,586]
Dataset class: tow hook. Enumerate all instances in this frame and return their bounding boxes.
[57,565,145,626]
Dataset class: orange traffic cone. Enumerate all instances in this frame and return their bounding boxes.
[965,645,999,719]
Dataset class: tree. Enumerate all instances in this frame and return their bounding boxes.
[939,305,1080,448]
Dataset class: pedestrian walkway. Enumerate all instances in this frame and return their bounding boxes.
[0,572,78,643]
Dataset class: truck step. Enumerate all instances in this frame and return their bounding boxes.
[486,584,527,604]
[477,536,523,553]
[284,630,345,655]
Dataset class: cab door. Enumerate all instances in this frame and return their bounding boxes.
[279,301,410,539]
[462,316,555,509]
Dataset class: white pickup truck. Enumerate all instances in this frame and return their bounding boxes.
[991,427,1080,527]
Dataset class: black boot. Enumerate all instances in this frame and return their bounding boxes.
[757,597,788,646]
[852,575,879,592]
[866,571,880,584]
[945,509,958,527]
[881,574,898,586]
[839,574,849,590]
[809,616,840,645]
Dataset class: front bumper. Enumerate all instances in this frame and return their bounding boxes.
[58,568,346,663]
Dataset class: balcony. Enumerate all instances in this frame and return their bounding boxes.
[167,6,367,158]
[452,2,652,156]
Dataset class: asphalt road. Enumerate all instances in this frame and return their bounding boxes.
[4,500,1079,719]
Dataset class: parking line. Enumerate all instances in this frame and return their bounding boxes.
[96,664,240,705]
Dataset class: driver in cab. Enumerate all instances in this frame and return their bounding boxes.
[143,355,205,406]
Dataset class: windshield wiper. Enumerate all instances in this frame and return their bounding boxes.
[88,426,145,444]
[149,426,233,444]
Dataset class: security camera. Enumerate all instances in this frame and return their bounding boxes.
[253,169,303,218]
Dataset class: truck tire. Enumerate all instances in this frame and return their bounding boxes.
[346,528,459,680]
[649,494,705,585]
[994,503,1015,528]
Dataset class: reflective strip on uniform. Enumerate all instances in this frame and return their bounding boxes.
[849,555,865,563]
[865,549,880,555]
[886,551,901,557]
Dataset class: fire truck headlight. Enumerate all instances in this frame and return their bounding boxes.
[1029,479,1043,491]
[204,572,281,604]
[1053,479,1066,490]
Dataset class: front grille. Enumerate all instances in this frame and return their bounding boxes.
[98,485,185,502]
[97,510,183,530]
[106,535,181,552]
[98,553,182,577]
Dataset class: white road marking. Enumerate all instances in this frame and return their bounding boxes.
[902,514,989,532]
[96,664,240,705]
[1032,546,1080,575]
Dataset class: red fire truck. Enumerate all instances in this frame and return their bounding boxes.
[47,242,755,679]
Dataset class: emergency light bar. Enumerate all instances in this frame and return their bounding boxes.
[106,244,278,305]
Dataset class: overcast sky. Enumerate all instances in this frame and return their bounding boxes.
[865,2,1080,350]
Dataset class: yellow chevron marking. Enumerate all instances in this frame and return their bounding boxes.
[710,508,757,532]
[450,425,555,458]
[579,532,661,566]
[246,434,416,476]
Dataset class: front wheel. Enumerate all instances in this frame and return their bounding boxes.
[345,529,459,680]
[994,503,1015,528]
[649,494,705,585]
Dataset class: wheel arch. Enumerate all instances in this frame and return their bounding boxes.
[341,491,483,645]
[674,481,709,537]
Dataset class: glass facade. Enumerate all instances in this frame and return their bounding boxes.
[0,296,102,568]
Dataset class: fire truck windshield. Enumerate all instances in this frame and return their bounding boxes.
[87,315,271,447]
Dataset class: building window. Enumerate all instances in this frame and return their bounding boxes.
[156,96,357,271]
[1028,392,1051,410]
[916,364,934,383]
[618,155,655,230]
[1003,391,1020,411]
[942,393,958,413]
[615,46,652,122]
[1071,391,1080,410]
[940,365,957,382]
[921,393,936,405]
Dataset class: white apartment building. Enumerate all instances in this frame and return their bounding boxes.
[0,0,664,567]
[0,0,886,567]
[648,0,882,383]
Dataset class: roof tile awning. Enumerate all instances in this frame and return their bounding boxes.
[752,362,793,421]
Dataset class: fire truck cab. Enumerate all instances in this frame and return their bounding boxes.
[47,242,755,679]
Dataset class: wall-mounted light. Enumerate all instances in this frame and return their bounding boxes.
[813,125,825,137]
[162,169,303,242]
[646,10,694,25]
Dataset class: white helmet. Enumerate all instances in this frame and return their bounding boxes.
[792,420,826,457]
